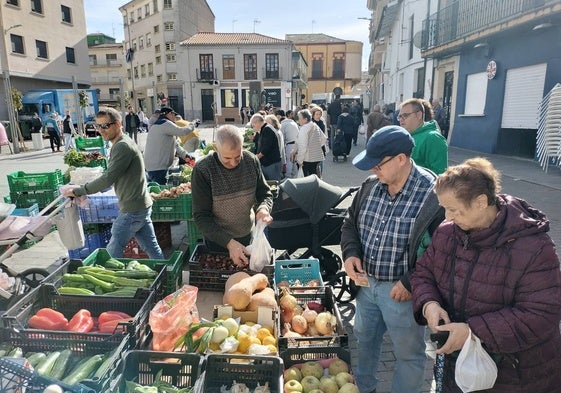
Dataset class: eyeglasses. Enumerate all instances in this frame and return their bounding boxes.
[94,122,116,130]
[397,111,419,120]
[374,155,396,171]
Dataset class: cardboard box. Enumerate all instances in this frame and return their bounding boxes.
[214,304,275,328]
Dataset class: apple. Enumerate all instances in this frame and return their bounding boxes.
[335,372,354,388]
[300,376,321,393]
[319,376,339,393]
[308,390,324,393]
[338,382,360,393]
[320,375,336,383]
[328,359,349,375]
[284,379,303,393]
[284,366,303,382]
[301,361,324,379]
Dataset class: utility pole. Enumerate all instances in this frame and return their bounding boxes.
[125,8,136,109]
[1,24,23,154]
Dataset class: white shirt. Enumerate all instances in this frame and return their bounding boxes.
[280,118,299,144]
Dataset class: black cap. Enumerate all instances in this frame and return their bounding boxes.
[159,106,176,115]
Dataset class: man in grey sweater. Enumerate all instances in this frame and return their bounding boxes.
[63,107,163,259]
[144,106,200,184]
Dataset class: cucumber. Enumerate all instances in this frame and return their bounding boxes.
[35,351,61,376]
[92,348,117,380]
[50,349,73,380]
[7,347,23,358]
[62,354,104,385]
[27,352,47,368]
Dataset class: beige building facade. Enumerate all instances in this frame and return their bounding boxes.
[88,34,126,109]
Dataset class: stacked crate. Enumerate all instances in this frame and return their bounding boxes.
[7,170,63,209]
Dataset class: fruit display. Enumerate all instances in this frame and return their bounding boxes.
[199,252,239,270]
[150,182,191,199]
[283,359,359,393]
[277,279,323,293]
[223,273,276,311]
[219,381,271,393]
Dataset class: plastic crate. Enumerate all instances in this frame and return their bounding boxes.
[188,244,274,291]
[0,327,128,393]
[0,357,95,393]
[149,184,192,221]
[75,136,107,155]
[274,259,324,288]
[78,191,119,223]
[7,169,63,193]
[277,286,349,353]
[68,223,112,259]
[123,222,173,260]
[187,219,203,252]
[85,157,107,170]
[9,189,59,209]
[0,283,156,350]
[11,203,39,217]
[203,354,283,393]
[280,345,352,369]
[118,350,202,392]
[82,248,183,295]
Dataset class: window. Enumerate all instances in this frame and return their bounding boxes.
[89,54,97,66]
[127,68,131,80]
[464,72,488,115]
[167,72,177,81]
[311,53,323,78]
[164,0,172,9]
[134,66,139,78]
[332,53,345,78]
[153,0,158,12]
[146,33,152,46]
[155,44,160,53]
[165,42,175,51]
[66,47,75,63]
[222,55,235,80]
[155,56,161,64]
[109,88,120,97]
[148,63,154,76]
[132,39,137,50]
[139,37,144,49]
[199,54,214,80]
[123,14,128,26]
[154,25,159,33]
[145,4,150,16]
[106,53,117,65]
[244,54,257,80]
[413,67,425,97]
[129,10,134,23]
[31,0,42,14]
[157,74,162,82]
[221,89,239,108]
[265,53,279,79]
[140,64,146,78]
[6,0,19,6]
[164,22,174,31]
[166,54,176,62]
[61,5,72,23]
[10,34,24,54]
[137,7,142,20]
[36,40,47,59]
[408,15,414,60]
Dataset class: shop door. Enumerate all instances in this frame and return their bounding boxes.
[441,71,454,138]
[201,89,214,121]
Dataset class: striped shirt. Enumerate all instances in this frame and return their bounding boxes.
[358,165,435,281]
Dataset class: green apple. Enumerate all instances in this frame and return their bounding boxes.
[300,376,321,393]
[328,359,349,375]
[335,372,354,388]
[284,379,303,393]
[301,361,324,379]
[319,376,339,393]
[284,366,303,382]
[338,382,359,393]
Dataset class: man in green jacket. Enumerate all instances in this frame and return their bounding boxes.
[399,98,448,174]
[63,107,163,259]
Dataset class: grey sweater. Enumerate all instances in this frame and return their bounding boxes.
[143,117,195,171]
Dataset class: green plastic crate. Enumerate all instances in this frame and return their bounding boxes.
[82,248,184,295]
[7,169,63,193]
[9,189,59,209]
[76,136,104,149]
[149,184,192,220]
[85,157,107,169]
[187,219,203,252]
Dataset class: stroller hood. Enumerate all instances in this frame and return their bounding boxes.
[280,175,344,225]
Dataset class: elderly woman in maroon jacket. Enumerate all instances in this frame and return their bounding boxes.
[411,157,561,392]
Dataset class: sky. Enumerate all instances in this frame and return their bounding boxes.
[84,0,372,70]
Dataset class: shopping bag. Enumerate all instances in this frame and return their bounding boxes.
[297,166,304,178]
[248,219,273,272]
[455,329,498,392]
[53,200,84,250]
[358,123,367,135]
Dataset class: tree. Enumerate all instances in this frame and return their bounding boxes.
[78,90,89,109]
[11,88,23,116]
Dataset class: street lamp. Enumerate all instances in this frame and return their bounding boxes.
[123,9,136,109]
[1,24,24,154]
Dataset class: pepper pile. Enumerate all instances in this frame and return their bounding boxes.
[27,308,133,334]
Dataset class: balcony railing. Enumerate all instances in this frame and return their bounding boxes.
[196,68,216,81]
[422,0,552,52]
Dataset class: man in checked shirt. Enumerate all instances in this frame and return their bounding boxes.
[340,126,444,393]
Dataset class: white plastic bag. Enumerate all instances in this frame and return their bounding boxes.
[296,166,304,178]
[455,329,498,392]
[248,219,273,272]
[54,200,85,251]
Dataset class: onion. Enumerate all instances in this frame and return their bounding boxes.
[315,312,334,335]
[307,301,324,312]
[291,315,308,334]
[306,279,321,287]
[293,304,304,315]
[279,289,298,311]
[302,307,317,323]
[280,307,295,324]
[282,322,301,338]
[307,322,319,336]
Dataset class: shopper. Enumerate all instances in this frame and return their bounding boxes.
[191,125,273,267]
[63,112,77,152]
[340,126,443,393]
[250,113,282,181]
[292,109,327,177]
[125,106,140,143]
[44,113,62,153]
[62,107,163,260]
[276,109,299,178]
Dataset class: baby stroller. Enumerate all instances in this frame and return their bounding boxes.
[268,175,359,302]
[332,132,347,162]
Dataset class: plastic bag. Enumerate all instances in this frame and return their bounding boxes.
[149,285,200,351]
[455,328,498,392]
[53,200,84,250]
[358,123,366,135]
[248,219,273,272]
[297,166,304,178]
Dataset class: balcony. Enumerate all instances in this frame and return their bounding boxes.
[196,68,216,82]
[90,60,123,68]
[421,0,559,56]
[261,67,283,80]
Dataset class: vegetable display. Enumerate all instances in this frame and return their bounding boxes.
[150,183,191,199]
[126,370,193,393]
[26,307,132,333]
[63,150,105,167]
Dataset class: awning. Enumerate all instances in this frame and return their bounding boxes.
[375,2,400,40]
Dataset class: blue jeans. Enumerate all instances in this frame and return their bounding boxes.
[354,277,426,393]
[107,207,164,260]
[147,170,168,185]
[261,161,282,181]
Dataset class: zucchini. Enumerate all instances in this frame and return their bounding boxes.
[105,258,125,269]
[92,349,116,379]
[27,352,47,368]
[35,351,61,376]
[62,354,104,385]
[7,347,23,358]
[57,287,95,295]
[50,349,73,380]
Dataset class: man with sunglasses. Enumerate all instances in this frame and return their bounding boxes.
[62,107,164,260]
[398,98,448,174]
[340,125,444,393]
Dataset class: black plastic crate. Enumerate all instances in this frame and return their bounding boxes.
[280,345,351,369]
[203,354,283,393]
[277,286,349,351]
[0,283,156,350]
[118,350,202,392]
[188,244,274,291]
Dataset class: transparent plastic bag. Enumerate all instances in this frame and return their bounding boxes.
[248,219,273,272]
[455,328,498,392]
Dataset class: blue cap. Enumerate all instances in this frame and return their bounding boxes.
[352,126,415,170]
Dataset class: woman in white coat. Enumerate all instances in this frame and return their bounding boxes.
[291,109,327,178]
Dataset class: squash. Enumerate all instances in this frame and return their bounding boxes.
[223,272,251,305]
[224,273,269,311]
[247,287,277,311]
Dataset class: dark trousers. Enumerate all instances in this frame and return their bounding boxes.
[47,129,61,151]
[147,170,168,185]
[128,128,138,143]
[303,161,321,177]
[344,134,354,155]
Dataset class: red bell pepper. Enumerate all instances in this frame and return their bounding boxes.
[66,309,94,333]
[98,318,133,334]
[28,308,69,330]
[98,311,132,326]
